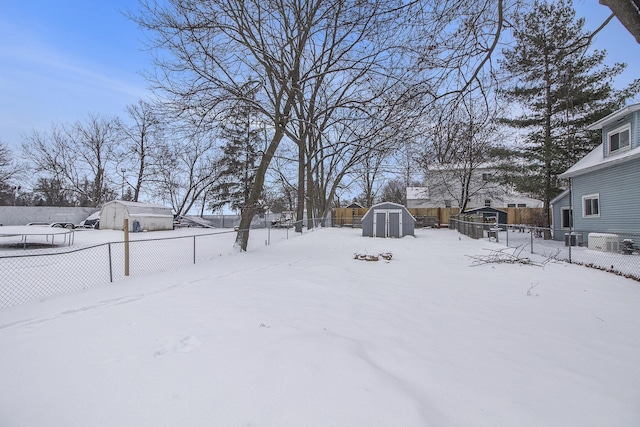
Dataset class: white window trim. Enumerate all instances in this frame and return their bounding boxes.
[607,123,631,154]
[582,193,600,218]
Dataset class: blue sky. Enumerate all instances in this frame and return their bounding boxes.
[1,0,638,150]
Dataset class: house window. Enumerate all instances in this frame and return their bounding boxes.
[561,207,573,228]
[517,203,527,208]
[582,193,600,217]
[482,173,490,181]
[444,199,451,208]
[608,124,630,153]
[507,203,516,208]
[484,199,491,207]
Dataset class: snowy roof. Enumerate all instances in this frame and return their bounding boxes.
[586,102,640,130]
[550,189,570,205]
[559,143,640,179]
[102,200,173,216]
[361,202,416,222]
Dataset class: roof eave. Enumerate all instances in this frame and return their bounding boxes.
[560,148,640,179]
[586,103,640,130]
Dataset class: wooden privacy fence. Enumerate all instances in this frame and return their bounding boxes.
[333,207,548,228]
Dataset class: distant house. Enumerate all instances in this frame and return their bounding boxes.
[406,187,430,208]
[99,200,174,232]
[558,102,640,240]
[409,164,542,209]
[361,202,415,238]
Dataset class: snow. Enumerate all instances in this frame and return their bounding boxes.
[1,227,640,426]
[559,143,640,178]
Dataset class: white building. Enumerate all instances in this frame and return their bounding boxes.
[407,164,542,209]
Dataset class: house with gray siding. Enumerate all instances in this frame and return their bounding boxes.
[558,103,640,243]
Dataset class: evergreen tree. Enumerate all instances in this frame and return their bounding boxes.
[209,99,263,214]
[499,0,640,230]
[32,177,75,207]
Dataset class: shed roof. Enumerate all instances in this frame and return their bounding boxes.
[103,200,173,217]
[361,202,416,222]
[463,207,507,214]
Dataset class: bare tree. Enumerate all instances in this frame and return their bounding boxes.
[133,0,521,248]
[22,115,122,207]
[422,95,507,211]
[0,141,23,205]
[150,129,220,216]
[120,99,163,202]
[134,0,324,250]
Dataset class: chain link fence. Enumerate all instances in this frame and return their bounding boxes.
[0,222,322,309]
[449,217,640,281]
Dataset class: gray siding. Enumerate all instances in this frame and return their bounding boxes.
[571,156,640,233]
[600,110,640,155]
[551,191,571,241]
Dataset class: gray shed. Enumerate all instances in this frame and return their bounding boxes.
[463,207,508,229]
[361,202,416,238]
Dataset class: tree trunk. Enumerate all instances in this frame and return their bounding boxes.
[235,127,285,251]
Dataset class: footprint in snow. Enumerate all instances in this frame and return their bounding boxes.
[153,336,202,358]
[176,336,202,353]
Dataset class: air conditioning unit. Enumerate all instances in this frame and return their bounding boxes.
[588,233,619,252]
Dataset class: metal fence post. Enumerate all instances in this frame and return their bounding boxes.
[530,228,534,254]
[193,235,196,264]
[506,224,509,247]
[108,243,113,283]
[124,219,130,276]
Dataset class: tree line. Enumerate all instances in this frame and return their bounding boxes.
[1,0,637,250]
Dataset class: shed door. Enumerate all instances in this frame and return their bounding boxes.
[372,209,403,237]
[375,212,387,237]
[388,212,401,237]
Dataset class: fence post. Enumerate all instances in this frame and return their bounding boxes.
[124,219,130,276]
[530,228,534,254]
[108,243,113,283]
[193,235,196,264]
[505,224,509,247]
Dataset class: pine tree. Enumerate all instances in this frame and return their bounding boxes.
[209,101,263,214]
[499,0,640,230]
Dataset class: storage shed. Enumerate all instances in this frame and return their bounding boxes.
[463,207,508,229]
[361,202,416,238]
[99,201,174,231]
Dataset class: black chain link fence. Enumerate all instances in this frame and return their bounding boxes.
[450,217,640,281]
[0,222,322,309]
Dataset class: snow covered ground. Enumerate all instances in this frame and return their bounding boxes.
[1,227,639,426]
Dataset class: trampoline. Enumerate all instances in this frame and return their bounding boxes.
[0,226,75,249]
